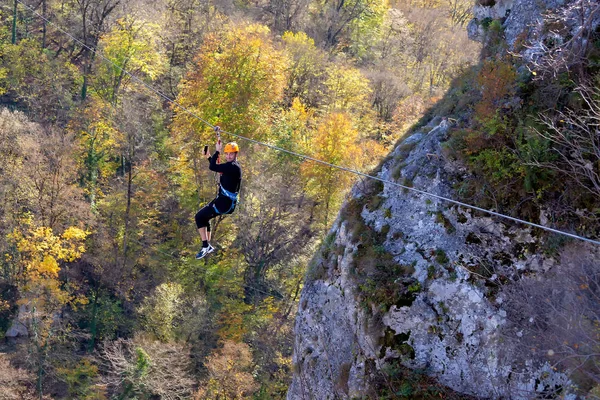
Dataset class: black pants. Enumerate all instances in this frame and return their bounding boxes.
[194,196,236,230]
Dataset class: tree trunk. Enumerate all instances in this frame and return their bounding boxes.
[41,0,47,49]
[88,288,99,352]
[12,0,17,44]
[121,158,133,269]
[245,262,266,304]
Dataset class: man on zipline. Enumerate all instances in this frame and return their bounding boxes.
[194,137,242,259]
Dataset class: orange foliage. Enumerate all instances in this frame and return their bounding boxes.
[194,340,258,399]
[474,59,517,123]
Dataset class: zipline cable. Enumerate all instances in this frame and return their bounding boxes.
[14,0,600,246]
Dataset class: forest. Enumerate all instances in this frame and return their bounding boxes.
[0,0,481,398]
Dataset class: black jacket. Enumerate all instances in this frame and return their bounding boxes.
[208,151,242,194]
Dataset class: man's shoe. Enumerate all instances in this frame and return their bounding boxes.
[195,244,215,259]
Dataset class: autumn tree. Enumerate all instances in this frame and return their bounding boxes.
[171,23,289,148]
[309,0,384,50]
[322,62,376,134]
[0,109,36,242]
[26,128,91,231]
[0,36,80,125]
[87,90,169,298]
[271,97,314,162]
[0,353,36,400]
[93,16,166,104]
[101,335,196,399]
[346,0,387,59]
[69,97,122,208]
[157,0,225,97]
[109,91,167,272]
[55,358,105,399]
[260,0,311,33]
[302,112,363,226]
[6,219,89,396]
[399,5,479,95]
[367,70,410,124]
[448,0,472,27]
[66,0,121,100]
[0,109,90,235]
[370,8,412,67]
[282,31,328,109]
[234,162,316,302]
[137,281,210,345]
[195,340,258,399]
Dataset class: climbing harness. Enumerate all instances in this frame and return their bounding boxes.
[219,185,239,202]
[212,185,239,215]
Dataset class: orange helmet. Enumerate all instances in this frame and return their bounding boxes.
[224,142,239,153]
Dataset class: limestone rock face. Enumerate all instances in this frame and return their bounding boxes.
[468,0,569,45]
[5,305,29,338]
[288,1,600,398]
[287,117,595,399]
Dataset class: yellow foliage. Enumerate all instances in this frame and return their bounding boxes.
[325,64,372,115]
[37,256,60,278]
[0,67,7,96]
[12,225,88,265]
[282,31,315,47]
[281,31,328,108]
[301,112,365,224]
[69,97,124,203]
[171,23,289,149]
[94,16,167,101]
[217,306,250,343]
[6,219,90,345]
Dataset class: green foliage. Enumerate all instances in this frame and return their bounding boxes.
[0,297,14,337]
[134,347,151,378]
[117,346,152,399]
[435,211,455,234]
[434,249,448,265]
[94,16,166,103]
[440,54,592,220]
[470,148,524,185]
[346,0,387,59]
[56,358,104,400]
[137,282,184,342]
[375,359,476,399]
[271,97,313,167]
[480,17,493,30]
[79,289,126,347]
[0,37,80,121]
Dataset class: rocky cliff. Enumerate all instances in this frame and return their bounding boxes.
[288,1,600,398]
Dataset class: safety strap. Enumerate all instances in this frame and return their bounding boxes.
[212,185,239,215]
[219,185,238,201]
[213,202,235,215]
